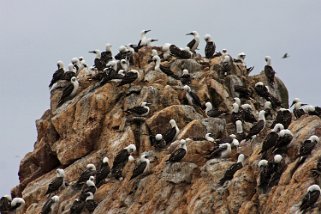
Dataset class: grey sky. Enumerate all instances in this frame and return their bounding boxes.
[1,0,320,196]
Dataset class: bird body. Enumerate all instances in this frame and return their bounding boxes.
[46,168,65,195]
[130,154,150,180]
[49,61,65,88]
[163,119,179,144]
[186,31,200,52]
[204,34,215,58]
[57,76,79,107]
[166,140,187,163]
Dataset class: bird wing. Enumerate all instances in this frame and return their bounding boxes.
[208,145,227,159]
[127,106,148,115]
[46,177,63,194]
[112,150,129,169]
[41,198,54,214]
[300,140,316,156]
[169,45,181,57]
[49,69,64,87]
[163,127,176,144]
[247,120,264,139]
[118,72,138,86]
[131,161,147,179]
[58,82,74,106]
[168,148,186,162]
[261,132,278,153]
[205,42,215,58]
[159,65,179,79]
[0,197,11,211]
[187,39,196,50]
[76,169,96,185]
[189,91,202,107]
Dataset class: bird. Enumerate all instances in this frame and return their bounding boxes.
[186,31,200,52]
[231,103,243,124]
[153,55,179,79]
[245,110,266,140]
[180,69,192,85]
[0,195,12,213]
[254,82,281,108]
[162,43,172,60]
[101,43,113,64]
[111,144,136,180]
[272,129,293,154]
[264,101,273,119]
[184,85,202,108]
[260,123,284,159]
[49,61,65,88]
[305,105,321,118]
[299,184,321,213]
[45,168,65,195]
[205,102,226,118]
[241,104,257,123]
[208,142,234,159]
[75,164,97,188]
[10,197,25,212]
[70,198,85,214]
[166,139,187,163]
[41,195,59,214]
[234,85,252,99]
[219,154,245,185]
[152,133,166,150]
[95,156,110,187]
[89,49,105,71]
[138,30,152,47]
[268,154,285,188]
[63,63,77,81]
[264,56,276,87]
[130,153,150,180]
[220,55,232,76]
[270,108,292,129]
[204,34,216,58]
[205,133,215,143]
[162,119,180,145]
[120,59,129,72]
[258,159,270,194]
[235,120,245,141]
[282,53,289,59]
[290,98,307,119]
[80,176,97,199]
[84,192,97,213]
[117,70,139,87]
[125,101,151,116]
[57,76,79,107]
[169,44,192,59]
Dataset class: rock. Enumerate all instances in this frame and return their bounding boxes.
[162,162,198,184]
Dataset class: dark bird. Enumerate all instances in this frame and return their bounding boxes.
[299,184,321,213]
[245,110,266,140]
[166,139,187,163]
[153,55,179,79]
[117,70,139,87]
[235,120,245,141]
[260,123,284,159]
[57,76,79,107]
[205,102,226,118]
[254,82,281,108]
[169,45,192,59]
[220,55,232,76]
[184,85,202,108]
[264,56,276,87]
[75,164,97,188]
[186,31,200,52]
[234,85,252,99]
[41,195,59,214]
[272,129,293,154]
[84,192,97,213]
[152,134,166,150]
[125,101,151,116]
[63,63,77,81]
[270,108,292,129]
[180,69,192,85]
[282,53,289,59]
[264,101,273,119]
[219,154,245,185]
[305,105,321,118]
[45,168,65,195]
[268,154,285,188]
[89,49,105,71]
[80,176,96,200]
[258,159,270,194]
[130,153,150,180]
[241,104,257,123]
[111,144,136,180]
[70,199,85,214]
[204,34,216,58]
[162,119,180,145]
[49,61,65,88]
[290,98,307,119]
[101,43,113,64]
[231,103,243,124]
[208,142,235,159]
[95,157,110,187]
[10,197,25,212]
[0,195,12,213]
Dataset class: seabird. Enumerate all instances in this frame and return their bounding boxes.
[180,69,191,85]
[89,49,105,71]
[205,133,215,143]
[290,98,307,119]
[205,102,226,118]
[96,156,110,187]
[45,168,65,195]
[235,120,245,141]
[41,195,59,214]
[117,70,139,87]
[153,55,179,79]
[169,44,192,59]
[186,31,200,52]
[268,154,285,188]
[204,34,216,58]
[234,85,252,99]
[219,154,245,185]
[255,82,281,108]
[84,192,97,213]
[184,85,202,108]
[0,195,12,212]
[10,197,25,211]
[305,105,321,118]
[264,101,273,119]
[63,63,76,81]
[125,101,151,116]
[80,176,97,198]
[282,53,289,59]
[138,30,151,47]
[166,139,187,163]
[130,153,150,180]
[120,59,129,72]
[231,103,243,124]
[70,198,85,214]
[57,76,79,107]
[291,135,319,176]
[241,104,257,123]
[111,144,136,180]
[207,143,232,159]
[245,110,266,140]
[234,52,246,66]
[264,56,276,87]
[299,184,321,213]
[101,43,113,64]
[260,123,284,159]
[71,57,82,72]
[162,119,180,145]
[272,129,293,154]
[258,159,270,194]
[220,55,232,76]
[152,133,166,150]
[270,108,292,129]
[49,61,65,88]
[218,134,237,145]
[75,164,97,188]
[162,43,172,60]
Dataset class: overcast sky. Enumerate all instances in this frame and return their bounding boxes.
[1,1,320,196]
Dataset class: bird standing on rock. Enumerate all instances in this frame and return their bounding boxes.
[166,139,187,163]
[186,31,200,52]
[57,76,79,107]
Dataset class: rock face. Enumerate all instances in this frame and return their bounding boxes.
[9,46,321,214]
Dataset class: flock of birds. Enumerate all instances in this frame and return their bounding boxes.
[1,30,321,214]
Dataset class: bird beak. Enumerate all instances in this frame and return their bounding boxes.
[301,103,308,106]
[186,33,192,35]
[144,30,151,33]
[290,101,295,107]
[146,102,152,105]
[151,39,158,42]
[89,51,95,54]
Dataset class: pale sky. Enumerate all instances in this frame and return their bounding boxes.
[1,0,321,196]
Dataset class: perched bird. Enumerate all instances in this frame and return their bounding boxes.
[180,69,191,85]
[63,63,77,81]
[305,105,321,118]
[260,123,284,159]
[45,168,65,195]
[264,101,273,119]
[70,198,85,214]
[299,184,321,213]
[111,144,136,180]
[270,108,292,129]
[84,192,97,213]
[282,53,289,59]
[219,154,245,185]
[245,110,266,140]
[138,29,151,47]
[272,129,293,154]
[241,104,257,123]
[95,157,110,187]
[10,197,25,212]
[205,133,215,143]
[264,56,276,87]
[125,101,151,116]
[184,85,202,108]
[231,103,243,124]
[89,49,105,71]
[130,153,150,180]
[204,34,216,58]
[49,61,65,88]
[258,159,270,194]
[153,55,179,79]
[41,195,59,214]
[162,43,172,60]
[235,120,245,141]
[220,55,232,76]
[0,195,12,213]
[57,76,79,107]
[153,133,166,150]
[101,43,113,64]
[71,57,81,72]
[162,119,180,145]
[290,98,307,119]
[75,164,97,188]
[205,102,226,118]
[117,70,139,87]
[268,154,285,188]
[186,31,200,52]
[169,44,192,59]
[166,139,187,163]
[254,82,281,108]
[208,142,236,159]
[80,176,97,199]
[234,85,252,99]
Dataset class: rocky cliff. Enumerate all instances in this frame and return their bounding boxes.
[9,46,321,214]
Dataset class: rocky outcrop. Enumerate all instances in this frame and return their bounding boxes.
[9,46,321,214]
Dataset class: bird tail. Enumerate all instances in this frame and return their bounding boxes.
[218,177,226,186]
[290,156,307,178]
